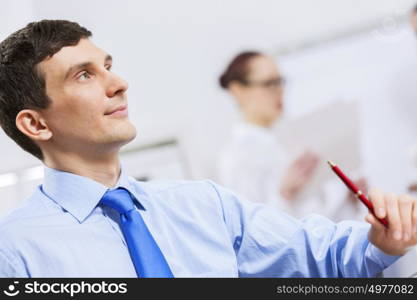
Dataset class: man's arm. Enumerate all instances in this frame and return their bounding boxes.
[0,250,22,278]
[209,181,405,277]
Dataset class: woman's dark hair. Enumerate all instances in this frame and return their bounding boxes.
[219,51,262,89]
[0,20,92,160]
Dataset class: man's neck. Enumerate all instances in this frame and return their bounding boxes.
[43,151,122,188]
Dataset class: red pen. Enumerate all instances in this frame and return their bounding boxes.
[327,160,388,228]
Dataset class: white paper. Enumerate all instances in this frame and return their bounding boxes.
[274,100,362,199]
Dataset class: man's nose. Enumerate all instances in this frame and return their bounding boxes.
[105,72,129,98]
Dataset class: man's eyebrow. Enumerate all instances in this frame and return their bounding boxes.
[105,54,112,62]
[64,54,113,80]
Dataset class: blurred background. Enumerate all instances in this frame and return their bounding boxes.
[2,0,417,277]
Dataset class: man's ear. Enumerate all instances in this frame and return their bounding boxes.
[15,109,52,141]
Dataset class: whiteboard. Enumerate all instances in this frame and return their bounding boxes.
[277,24,417,193]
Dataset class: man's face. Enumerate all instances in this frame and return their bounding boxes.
[38,38,136,155]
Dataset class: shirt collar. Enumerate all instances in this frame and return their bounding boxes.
[41,165,149,223]
[234,120,275,141]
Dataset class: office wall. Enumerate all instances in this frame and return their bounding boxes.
[1,0,417,213]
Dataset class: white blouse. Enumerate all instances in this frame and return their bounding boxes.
[217,121,366,221]
[217,121,292,213]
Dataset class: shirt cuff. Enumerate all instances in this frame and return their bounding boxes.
[368,244,401,269]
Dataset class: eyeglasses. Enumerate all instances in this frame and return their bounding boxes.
[240,77,286,89]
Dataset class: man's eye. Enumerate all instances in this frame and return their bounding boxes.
[78,71,91,81]
[105,64,112,71]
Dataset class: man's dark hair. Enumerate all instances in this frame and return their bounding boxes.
[0,20,92,160]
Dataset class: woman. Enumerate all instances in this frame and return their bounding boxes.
[217,51,320,215]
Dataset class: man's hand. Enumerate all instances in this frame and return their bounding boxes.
[366,189,417,256]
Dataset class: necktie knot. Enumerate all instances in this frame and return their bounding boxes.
[100,188,135,214]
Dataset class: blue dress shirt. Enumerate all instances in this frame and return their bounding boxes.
[0,166,399,277]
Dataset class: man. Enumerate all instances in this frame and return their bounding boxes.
[0,20,416,277]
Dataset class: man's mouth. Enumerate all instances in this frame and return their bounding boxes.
[105,104,128,117]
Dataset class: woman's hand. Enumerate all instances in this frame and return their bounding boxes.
[347,177,368,205]
[280,151,319,200]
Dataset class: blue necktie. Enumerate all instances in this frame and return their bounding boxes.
[100,188,173,278]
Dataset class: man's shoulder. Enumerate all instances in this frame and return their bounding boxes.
[128,178,231,208]
[0,187,53,235]
[130,177,220,195]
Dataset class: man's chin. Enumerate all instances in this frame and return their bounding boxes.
[118,127,137,146]
[104,124,137,149]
